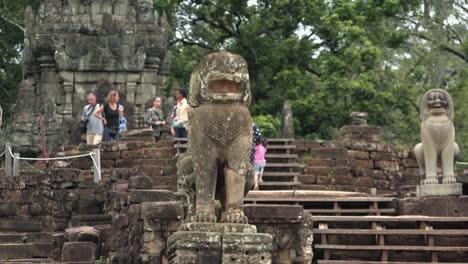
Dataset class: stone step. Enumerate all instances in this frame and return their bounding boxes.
[70,214,112,227]
[0,243,53,259]
[150,175,177,187]
[151,185,177,191]
[0,232,55,244]
[128,190,179,203]
[134,166,164,177]
[0,220,42,232]
[0,259,55,263]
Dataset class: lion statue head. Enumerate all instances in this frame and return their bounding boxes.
[188,51,251,108]
[420,89,453,121]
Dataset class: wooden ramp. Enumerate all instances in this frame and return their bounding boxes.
[313,215,468,263]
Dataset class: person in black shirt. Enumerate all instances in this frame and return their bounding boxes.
[94,90,123,141]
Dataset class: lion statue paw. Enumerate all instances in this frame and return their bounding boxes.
[221,208,248,224]
[443,177,457,184]
[194,210,217,223]
[422,178,438,185]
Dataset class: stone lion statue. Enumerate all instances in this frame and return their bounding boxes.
[185,51,254,223]
[414,89,459,185]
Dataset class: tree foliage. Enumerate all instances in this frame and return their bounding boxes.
[0,0,466,154]
[164,0,466,151]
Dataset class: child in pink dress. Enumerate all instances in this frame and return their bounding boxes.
[253,137,268,190]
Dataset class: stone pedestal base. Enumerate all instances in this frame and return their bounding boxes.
[418,183,463,197]
[167,223,272,264]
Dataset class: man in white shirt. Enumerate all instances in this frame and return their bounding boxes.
[81,93,104,145]
[171,88,189,138]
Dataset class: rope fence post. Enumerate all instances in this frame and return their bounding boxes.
[92,148,101,183]
[13,153,20,176]
[5,143,12,176]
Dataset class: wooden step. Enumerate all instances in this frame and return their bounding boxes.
[173,138,295,143]
[174,144,297,150]
[313,228,468,235]
[259,182,301,186]
[265,138,295,143]
[265,163,300,168]
[318,261,468,264]
[315,244,468,251]
[311,216,468,222]
[305,208,396,215]
[266,154,298,159]
[262,172,300,177]
[265,145,296,150]
[244,197,395,203]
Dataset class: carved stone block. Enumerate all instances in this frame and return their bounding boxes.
[167,223,272,264]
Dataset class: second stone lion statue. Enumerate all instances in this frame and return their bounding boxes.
[414,89,459,185]
[180,51,254,223]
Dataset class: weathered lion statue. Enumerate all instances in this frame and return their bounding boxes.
[414,89,459,185]
[182,51,254,223]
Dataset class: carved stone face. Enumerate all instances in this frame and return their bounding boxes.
[189,52,251,107]
[137,0,154,22]
[420,89,453,120]
[426,90,448,109]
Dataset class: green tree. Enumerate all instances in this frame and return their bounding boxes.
[0,0,40,122]
[165,0,430,142]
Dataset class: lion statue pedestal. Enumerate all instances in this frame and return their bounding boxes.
[414,89,462,197]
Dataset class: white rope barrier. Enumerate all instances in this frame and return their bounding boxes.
[6,146,102,181]
[456,162,468,166]
[0,149,5,158]
[8,146,91,161]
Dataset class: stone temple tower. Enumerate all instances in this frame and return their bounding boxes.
[13,0,170,151]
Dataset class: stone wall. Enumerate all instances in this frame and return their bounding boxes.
[13,0,171,151]
[54,141,181,263]
[0,169,95,232]
[295,119,423,197]
[0,140,180,262]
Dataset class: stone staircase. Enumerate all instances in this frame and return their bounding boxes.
[0,216,63,262]
[0,231,60,261]
[174,137,302,190]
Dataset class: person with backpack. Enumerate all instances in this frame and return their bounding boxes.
[80,92,104,145]
[253,137,268,190]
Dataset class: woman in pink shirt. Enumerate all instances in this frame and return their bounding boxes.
[253,137,268,190]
